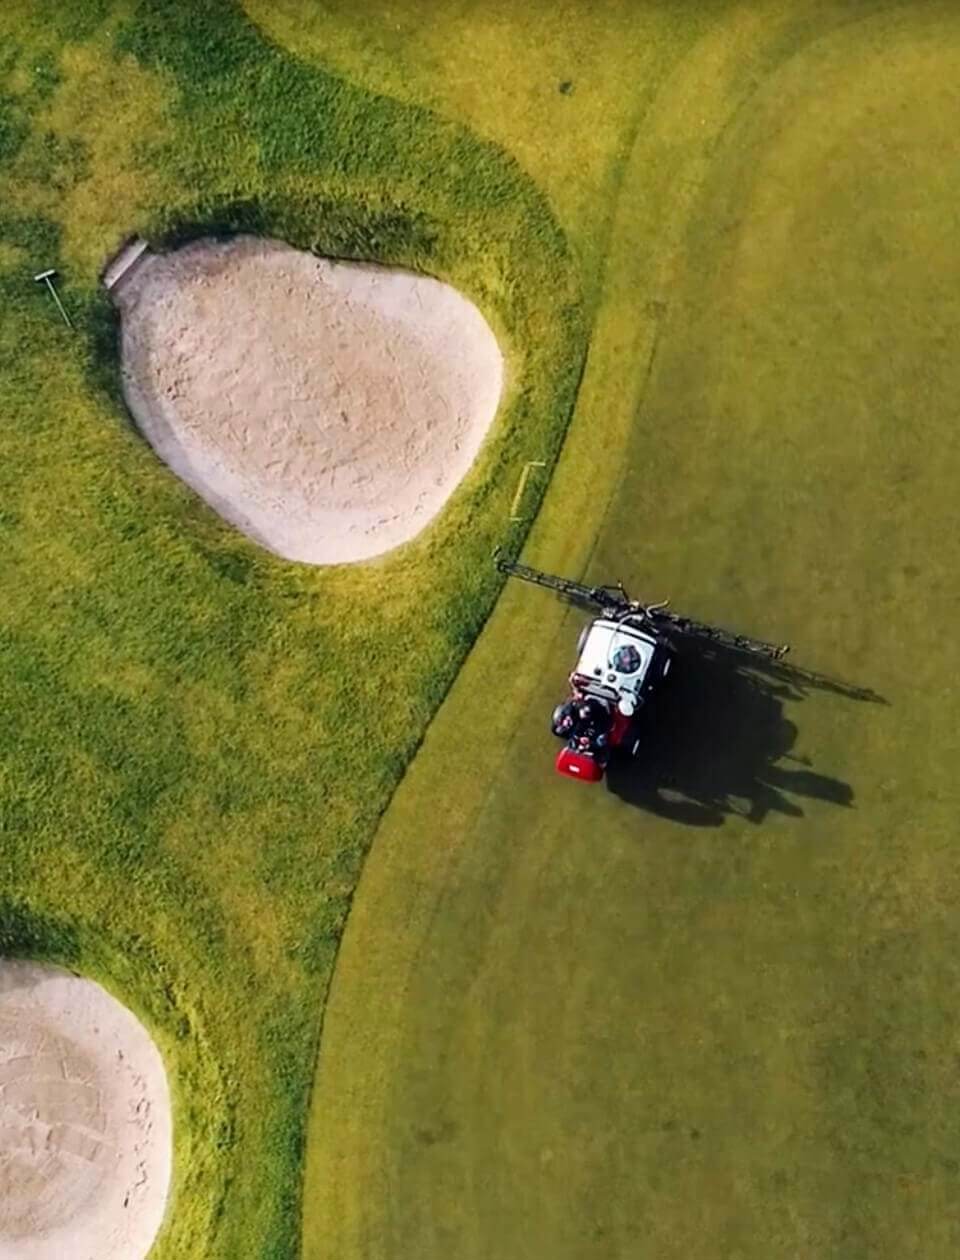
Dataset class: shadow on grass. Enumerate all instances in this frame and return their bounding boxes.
[0,897,81,963]
[84,290,127,416]
[606,642,882,827]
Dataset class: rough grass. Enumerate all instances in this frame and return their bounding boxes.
[242,0,726,295]
[0,2,584,1255]
[303,3,960,1258]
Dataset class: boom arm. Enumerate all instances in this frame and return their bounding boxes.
[493,553,629,611]
[494,551,789,661]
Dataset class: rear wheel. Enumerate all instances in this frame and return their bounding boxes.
[550,703,570,738]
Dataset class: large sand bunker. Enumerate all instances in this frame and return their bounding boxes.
[112,235,505,564]
[0,961,172,1260]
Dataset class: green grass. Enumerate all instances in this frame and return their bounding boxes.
[303,3,960,1258]
[242,0,724,295]
[0,2,585,1255]
[8,2,960,1256]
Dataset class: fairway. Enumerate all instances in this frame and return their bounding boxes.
[3,1,960,1257]
[303,4,960,1258]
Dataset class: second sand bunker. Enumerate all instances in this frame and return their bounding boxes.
[113,235,504,564]
[0,961,172,1260]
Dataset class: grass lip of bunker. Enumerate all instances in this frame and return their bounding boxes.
[0,960,172,1260]
[109,234,505,565]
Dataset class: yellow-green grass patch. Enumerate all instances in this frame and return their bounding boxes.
[1,1,585,1255]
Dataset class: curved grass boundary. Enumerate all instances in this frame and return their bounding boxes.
[0,3,584,1255]
[299,6,780,1250]
[299,3,960,1255]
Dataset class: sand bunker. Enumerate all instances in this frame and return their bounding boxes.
[0,961,171,1260]
[112,235,505,564]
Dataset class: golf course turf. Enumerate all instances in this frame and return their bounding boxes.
[298,3,960,1259]
[1,2,581,1254]
[2,2,960,1257]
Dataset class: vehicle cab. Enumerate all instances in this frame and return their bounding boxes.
[569,615,671,718]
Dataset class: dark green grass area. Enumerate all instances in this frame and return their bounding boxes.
[0,2,582,1255]
[303,4,960,1257]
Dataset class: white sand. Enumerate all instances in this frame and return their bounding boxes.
[0,962,172,1260]
[112,235,504,564]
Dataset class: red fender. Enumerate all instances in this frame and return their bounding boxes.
[608,708,632,747]
[556,746,605,783]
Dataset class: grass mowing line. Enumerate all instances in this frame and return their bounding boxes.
[0,2,585,1255]
[305,3,960,1256]
[297,8,803,1255]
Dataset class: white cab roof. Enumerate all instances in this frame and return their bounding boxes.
[574,618,657,701]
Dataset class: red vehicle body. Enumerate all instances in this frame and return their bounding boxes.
[556,746,605,782]
[555,705,634,782]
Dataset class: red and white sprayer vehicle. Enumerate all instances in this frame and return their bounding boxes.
[495,551,790,784]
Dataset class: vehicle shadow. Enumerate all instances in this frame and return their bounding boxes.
[605,642,881,828]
